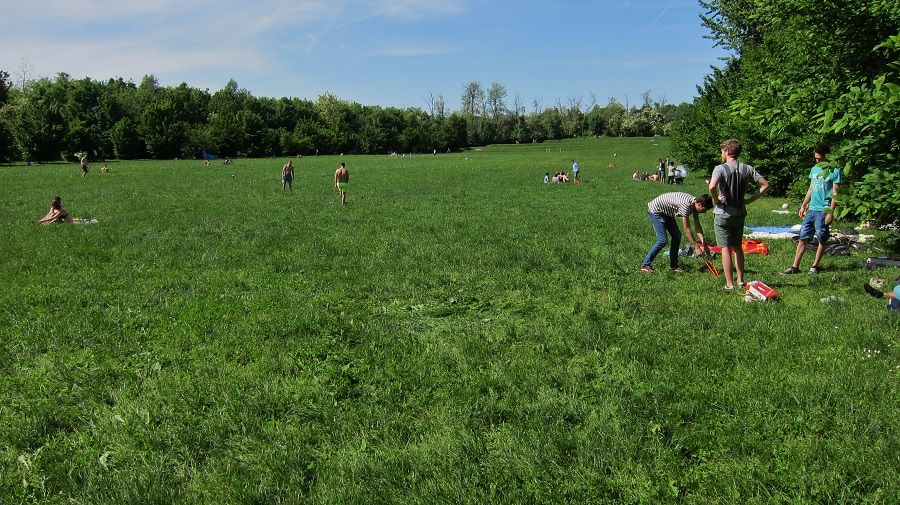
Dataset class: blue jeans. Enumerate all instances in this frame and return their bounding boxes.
[642,212,681,268]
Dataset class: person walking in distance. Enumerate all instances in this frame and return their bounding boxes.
[334,162,349,205]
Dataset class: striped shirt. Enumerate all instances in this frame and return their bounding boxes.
[648,192,697,217]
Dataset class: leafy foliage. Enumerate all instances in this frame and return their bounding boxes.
[676,0,900,224]
[0,72,681,161]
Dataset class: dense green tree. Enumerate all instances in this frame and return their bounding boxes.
[0,70,16,161]
[138,100,187,159]
[461,82,485,118]
[2,71,683,163]
[10,76,68,161]
[674,0,900,223]
[109,117,144,159]
[598,101,626,137]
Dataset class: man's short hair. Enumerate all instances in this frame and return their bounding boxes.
[814,144,831,156]
[698,194,714,210]
[720,138,742,157]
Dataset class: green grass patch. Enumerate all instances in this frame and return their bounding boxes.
[1,137,898,503]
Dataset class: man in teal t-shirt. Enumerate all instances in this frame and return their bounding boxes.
[783,145,842,275]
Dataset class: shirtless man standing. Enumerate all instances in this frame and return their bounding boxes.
[334,162,349,205]
[79,154,90,177]
[281,160,294,191]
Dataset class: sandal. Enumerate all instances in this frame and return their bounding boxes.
[640,265,654,273]
[782,266,801,275]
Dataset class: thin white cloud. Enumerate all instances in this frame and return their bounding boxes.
[2,0,184,24]
[0,0,471,93]
[375,44,460,57]
[369,0,469,19]
[648,0,678,28]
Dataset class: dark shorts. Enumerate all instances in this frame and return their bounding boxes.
[714,211,745,247]
[282,175,293,183]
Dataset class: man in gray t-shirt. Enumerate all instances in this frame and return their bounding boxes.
[707,138,769,290]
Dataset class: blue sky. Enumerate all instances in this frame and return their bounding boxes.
[1,0,728,110]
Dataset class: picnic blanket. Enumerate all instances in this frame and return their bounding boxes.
[745,225,800,239]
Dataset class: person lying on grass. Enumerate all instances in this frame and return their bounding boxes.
[37,196,73,224]
[640,192,713,273]
[864,280,900,311]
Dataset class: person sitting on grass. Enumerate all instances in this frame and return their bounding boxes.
[864,279,900,311]
[37,196,73,224]
[100,163,110,173]
[640,192,713,273]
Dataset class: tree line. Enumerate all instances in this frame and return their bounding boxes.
[669,0,899,224]
[0,73,684,164]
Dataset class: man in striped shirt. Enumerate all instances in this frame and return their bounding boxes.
[640,192,714,273]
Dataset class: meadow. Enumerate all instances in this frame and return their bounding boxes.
[1,137,898,503]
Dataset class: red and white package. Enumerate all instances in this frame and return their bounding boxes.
[744,280,778,301]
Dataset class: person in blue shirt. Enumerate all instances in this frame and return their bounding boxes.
[783,145,842,275]
[571,160,579,182]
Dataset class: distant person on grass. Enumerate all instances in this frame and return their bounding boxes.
[544,172,550,184]
[334,162,349,205]
[571,159,579,182]
[783,145,841,275]
[38,196,73,224]
[708,138,770,290]
[79,154,90,177]
[281,160,294,191]
[640,192,713,273]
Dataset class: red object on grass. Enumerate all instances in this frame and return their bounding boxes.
[745,280,778,301]
[704,240,769,255]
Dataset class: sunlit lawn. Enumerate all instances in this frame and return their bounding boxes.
[1,137,898,503]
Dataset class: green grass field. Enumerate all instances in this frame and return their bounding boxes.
[2,137,898,503]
